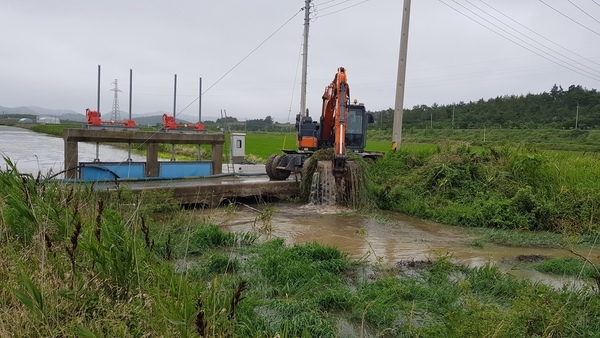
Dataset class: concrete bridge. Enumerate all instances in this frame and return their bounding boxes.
[62,128,299,206]
[62,128,225,179]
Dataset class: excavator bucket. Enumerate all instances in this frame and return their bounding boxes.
[332,154,347,179]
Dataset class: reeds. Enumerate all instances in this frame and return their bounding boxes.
[370,144,600,234]
[65,220,81,289]
[2,156,600,336]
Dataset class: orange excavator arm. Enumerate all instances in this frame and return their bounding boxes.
[321,67,350,178]
[333,67,349,157]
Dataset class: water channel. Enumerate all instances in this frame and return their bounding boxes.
[2,125,599,289]
[194,203,600,289]
[0,125,145,176]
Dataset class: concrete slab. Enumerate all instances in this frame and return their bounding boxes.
[222,163,266,174]
[93,174,298,207]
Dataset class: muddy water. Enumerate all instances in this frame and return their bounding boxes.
[195,203,600,287]
[0,125,145,176]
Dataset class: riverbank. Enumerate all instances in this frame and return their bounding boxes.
[368,142,600,236]
[1,165,599,336]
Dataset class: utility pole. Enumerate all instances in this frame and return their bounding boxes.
[392,0,411,151]
[199,77,203,122]
[110,79,121,121]
[300,0,311,117]
[483,124,486,142]
[575,103,579,129]
[128,70,133,121]
[430,109,433,129]
[97,65,101,113]
[173,74,178,121]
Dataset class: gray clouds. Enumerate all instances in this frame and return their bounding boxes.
[1,0,598,121]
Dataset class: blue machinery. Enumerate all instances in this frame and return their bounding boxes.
[78,161,213,181]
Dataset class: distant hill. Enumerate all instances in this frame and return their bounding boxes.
[1,104,231,125]
[0,106,37,115]
[0,105,86,122]
[26,106,81,117]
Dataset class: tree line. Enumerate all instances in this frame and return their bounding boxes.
[202,115,294,132]
[370,84,600,130]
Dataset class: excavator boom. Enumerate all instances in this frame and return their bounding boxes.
[322,67,350,178]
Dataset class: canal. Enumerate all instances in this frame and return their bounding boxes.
[0,125,145,176]
[2,125,598,288]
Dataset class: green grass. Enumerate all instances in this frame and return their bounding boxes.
[216,131,401,163]
[28,123,82,136]
[391,128,600,152]
[471,228,570,247]
[3,162,600,336]
[368,142,600,235]
[533,257,599,279]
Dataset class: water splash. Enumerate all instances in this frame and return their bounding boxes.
[309,161,336,205]
[308,161,364,208]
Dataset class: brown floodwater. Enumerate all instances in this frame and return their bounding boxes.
[192,203,600,288]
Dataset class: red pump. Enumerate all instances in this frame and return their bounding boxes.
[85,108,136,129]
[162,113,206,132]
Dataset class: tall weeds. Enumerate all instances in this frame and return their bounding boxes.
[3,153,600,337]
[369,144,600,234]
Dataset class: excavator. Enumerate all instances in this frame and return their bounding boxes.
[265,67,377,181]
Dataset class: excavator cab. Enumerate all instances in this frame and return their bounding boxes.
[345,106,365,150]
[345,104,372,152]
[295,113,319,150]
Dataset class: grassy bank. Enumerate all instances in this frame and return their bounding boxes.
[371,128,600,152]
[1,163,600,337]
[368,142,600,238]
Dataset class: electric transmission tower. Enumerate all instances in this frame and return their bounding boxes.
[110,79,122,121]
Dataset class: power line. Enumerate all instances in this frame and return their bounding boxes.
[468,0,600,77]
[439,0,600,81]
[316,0,351,12]
[288,33,305,123]
[480,0,600,69]
[178,8,303,115]
[567,0,600,26]
[539,0,600,37]
[314,0,343,6]
[317,0,371,18]
[452,0,600,79]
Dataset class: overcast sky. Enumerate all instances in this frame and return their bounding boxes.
[1,0,599,122]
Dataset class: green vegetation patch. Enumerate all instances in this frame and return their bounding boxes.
[368,143,600,235]
[533,257,599,279]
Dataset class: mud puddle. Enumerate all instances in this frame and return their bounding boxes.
[192,203,600,288]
